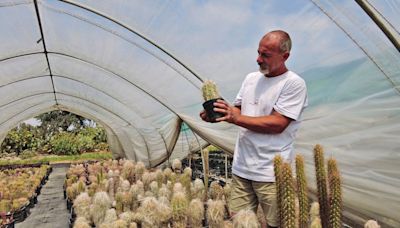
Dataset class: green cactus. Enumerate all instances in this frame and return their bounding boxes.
[295,154,309,228]
[313,144,329,228]
[328,158,342,228]
[202,80,220,101]
[273,155,283,227]
[280,162,296,228]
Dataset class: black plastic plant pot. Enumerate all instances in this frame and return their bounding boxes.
[202,98,225,122]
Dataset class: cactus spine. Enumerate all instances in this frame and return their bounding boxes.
[313,144,329,228]
[295,154,309,228]
[202,80,220,101]
[327,158,342,228]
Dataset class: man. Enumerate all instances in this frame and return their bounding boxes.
[200,30,308,227]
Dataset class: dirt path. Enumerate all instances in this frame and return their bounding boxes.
[16,164,70,228]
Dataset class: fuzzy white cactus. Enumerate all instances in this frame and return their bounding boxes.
[209,181,224,200]
[188,198,205,228]
[202,80,220,101]
[103,208,118,223]
[364,220,381,228]
[90,191,112,227]
[73,217,91,228]
[122,160,135,184]
[207,199,225,228]
[172,159,182,173]
[135,161,145,181]
[232,209,260,228]
[149,181,159,197]
[73,192,92,221]
[191,178,206,201]
[173,182,185,194]
[158,184,171,200]
[137,197,161,227]
[171,191,189,227]
[119,211,136,224]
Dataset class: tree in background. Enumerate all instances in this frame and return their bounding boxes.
[0,123,43,156]
[1,110,109,156]
[36,110,87,138]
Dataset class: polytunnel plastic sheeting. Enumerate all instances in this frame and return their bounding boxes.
[1,0,400,226]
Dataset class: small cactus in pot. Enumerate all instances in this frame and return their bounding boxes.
[201,80,224,122]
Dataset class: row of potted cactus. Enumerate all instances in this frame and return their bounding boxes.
[0,164,52,226]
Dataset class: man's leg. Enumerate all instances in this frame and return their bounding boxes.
[253,181,278,228]
[229,174,259,217]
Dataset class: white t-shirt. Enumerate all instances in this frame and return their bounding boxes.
[232,71,308,182]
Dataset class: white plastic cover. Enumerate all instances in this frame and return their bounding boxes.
[0,0,399,226]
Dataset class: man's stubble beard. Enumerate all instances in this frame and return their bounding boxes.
[259,65,270,75]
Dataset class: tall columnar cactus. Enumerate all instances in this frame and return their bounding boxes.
[327,158,342,228]
[202,80,220,101]
[279,162,296,228]
[313,144,329,228]
[273,154,283,227]
[295,154,309,228]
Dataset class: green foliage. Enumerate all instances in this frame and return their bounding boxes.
[37,110,86,135]
[50,132,80,155]
[19,150,37,159]
[1,111,109,157]
[0,123,42,155]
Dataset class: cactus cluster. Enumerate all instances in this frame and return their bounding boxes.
[68,158,233,228]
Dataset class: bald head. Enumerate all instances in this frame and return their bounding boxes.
[262,30,292,53]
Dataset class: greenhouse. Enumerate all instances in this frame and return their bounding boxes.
[0,0,399,227]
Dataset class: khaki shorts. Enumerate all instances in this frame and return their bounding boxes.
[229,174,278,227]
